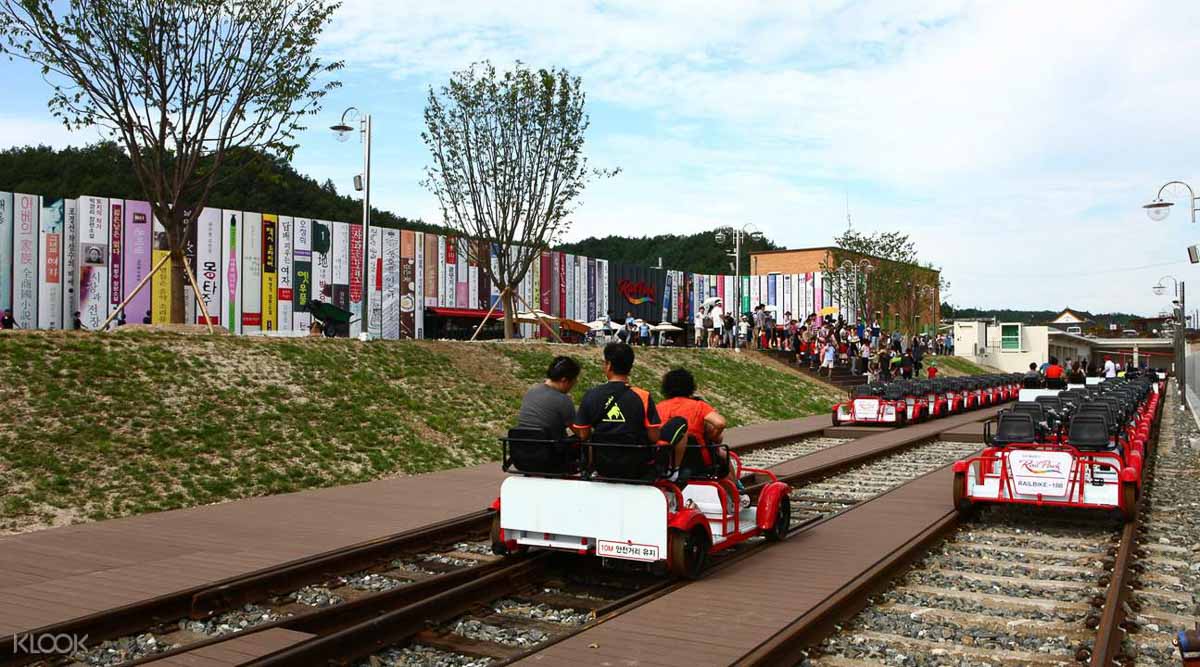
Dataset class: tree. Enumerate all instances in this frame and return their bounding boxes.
[820,229,950,333]
[422,61,612,338]
[0,0,342,323]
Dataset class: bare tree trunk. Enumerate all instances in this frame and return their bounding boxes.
[502,289,516,339]
[170,248,188,325]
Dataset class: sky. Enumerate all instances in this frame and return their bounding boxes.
[3,0,1200,315]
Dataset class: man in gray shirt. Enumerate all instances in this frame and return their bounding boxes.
[517,356,582,438]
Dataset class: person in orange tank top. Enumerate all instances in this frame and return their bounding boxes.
[657,368,747,506]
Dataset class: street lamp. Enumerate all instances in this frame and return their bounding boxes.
[715,223,763,349]
[917,284,936,334]
[1151,274,1186,409]
[839,258,874,322]
[331,107,373,337]
[1143,180,1199,224]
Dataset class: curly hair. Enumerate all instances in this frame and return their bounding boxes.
[661,368,696,399]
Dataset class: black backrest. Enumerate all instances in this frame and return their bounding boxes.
[1012,401,1046,423]
[1077,403,1115,432]
[587,436,670,482]
[504,427,579,476]
[992,413,1037,446]
[1069,414,1113,451]
[1045,376,1067,389]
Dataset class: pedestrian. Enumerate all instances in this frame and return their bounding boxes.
[822,340,836,377]
[694,312,704,348]
[927,362,938,379]
[143,309,152,325]
[1,308,15,329]
[72,311,84,331]
[639,319,651,347]
[709,301,723,348]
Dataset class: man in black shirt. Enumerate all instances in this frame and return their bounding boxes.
[574,342,661,444]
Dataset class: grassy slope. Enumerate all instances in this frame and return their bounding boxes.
[0,331,840,534]
[931,355,1002,376]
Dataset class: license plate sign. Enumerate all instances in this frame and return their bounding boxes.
[1009,450,1072,498]
[597,540,661,562]
[853,398,879,416]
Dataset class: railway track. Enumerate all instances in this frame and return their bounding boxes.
[252,438,985,667]
[10,407,1009,667]
[1123,399,1200,666]
[791,388,1171,667]
[12,434,848,667]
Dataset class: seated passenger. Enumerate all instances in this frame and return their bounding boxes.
[1067,361,1087,385]
[656,368,746,505]
[1044,356,1065,381]
[574,342,662,445]
[516,355,582,439]
[1022,362,1043,389]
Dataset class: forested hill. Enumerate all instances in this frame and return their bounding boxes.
[0,142,442,233]
[557,232,780,276]
[3,143,781,275]
[941,305,1143,325]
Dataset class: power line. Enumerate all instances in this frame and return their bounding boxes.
[961,259,1187,280]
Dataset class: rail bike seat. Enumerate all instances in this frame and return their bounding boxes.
[586,418,687,483]
[988,412,1037,446]
[1045,376,1067,390]
[680,439,732,481]
[502,427,580,476]
[1068,414,1117,452]
[1022,374,1045,389]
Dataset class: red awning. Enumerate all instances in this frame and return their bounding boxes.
[427,307,503,320]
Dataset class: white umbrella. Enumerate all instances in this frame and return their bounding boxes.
[701,296,722,309]
[763,304,779,312]
[585,319,619,331]
[651,322,683,332]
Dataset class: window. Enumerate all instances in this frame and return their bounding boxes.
[1001,324,1021,351]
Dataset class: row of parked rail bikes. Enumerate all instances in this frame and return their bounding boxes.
[489,425,793,579]
[952,374,1164,521]
[832,374,1024,427]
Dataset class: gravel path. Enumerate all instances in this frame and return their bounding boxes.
[1126,383,1200,666]
[787,440,980,526]
[737,437,851,468]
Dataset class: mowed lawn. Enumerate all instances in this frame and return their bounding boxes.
[0,330,840,534]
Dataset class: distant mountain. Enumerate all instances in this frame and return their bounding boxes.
[941,305,1145,325]
[0,142,442,233]
[557,231,781,276]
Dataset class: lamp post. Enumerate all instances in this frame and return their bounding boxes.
[1152,275,1186,409]
[331,107,372,337]
[839,258,875,323]
[715,223,763,349]
[1143,180,1199,224]
[917,284,935,335]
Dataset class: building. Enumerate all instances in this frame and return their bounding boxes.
[1046,307,1091,332]
[953,320,1175,373]
[749,246,940,331]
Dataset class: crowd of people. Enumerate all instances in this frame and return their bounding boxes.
[690,301,955,381]
[1020,354,1146,388]
[515,342,747,505]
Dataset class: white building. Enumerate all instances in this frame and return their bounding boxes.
[953,320,1173,373]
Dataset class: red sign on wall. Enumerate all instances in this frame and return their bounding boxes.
[619,279,656,305]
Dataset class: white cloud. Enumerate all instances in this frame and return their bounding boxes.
[8,1,1197,314]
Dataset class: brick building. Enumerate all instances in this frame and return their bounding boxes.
[749,246,941,331]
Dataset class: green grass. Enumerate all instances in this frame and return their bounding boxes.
[931,354,998,376]
[0,331,839,534]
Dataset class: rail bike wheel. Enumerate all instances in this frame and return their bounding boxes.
[766,496,791,542]
[1119,481,1139,522]
[953,471,972,513]
[668,527,710,579]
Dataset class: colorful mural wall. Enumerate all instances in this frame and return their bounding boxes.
[0,191,848,337]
